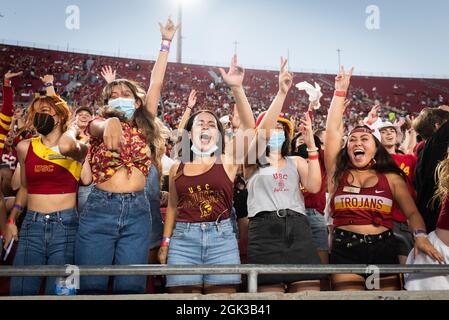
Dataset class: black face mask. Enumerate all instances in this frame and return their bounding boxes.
[33,112,55,136]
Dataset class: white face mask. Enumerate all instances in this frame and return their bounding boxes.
[191,144,219,157]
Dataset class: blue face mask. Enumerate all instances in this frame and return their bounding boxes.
[268,131,286,151]
[108,98,136,119]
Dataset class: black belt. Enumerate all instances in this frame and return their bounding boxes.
[333,228,393,247]
[256,209,302,218]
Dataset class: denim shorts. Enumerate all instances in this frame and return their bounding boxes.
[166,218,241,287]
[305,208,329,251]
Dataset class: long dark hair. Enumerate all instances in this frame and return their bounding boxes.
[179,110,225,163]
[333,125,406,187]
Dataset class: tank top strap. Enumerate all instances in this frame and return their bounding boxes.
[375,171,390,187]
[174,162,185,181]
[25,137,38,163]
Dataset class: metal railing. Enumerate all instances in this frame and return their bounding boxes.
[1,264,449,293]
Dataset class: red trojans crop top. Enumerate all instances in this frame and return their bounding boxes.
[25,137,82,195]
[331,171,394,229]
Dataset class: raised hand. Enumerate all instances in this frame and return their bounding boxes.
[404,115,414,130]
[367,104,381,121]
[279,57,293,95]
[187,89,197,109]
[101,65,116,84]
[394,117,405,128]
[159,17,179,41]
[299,112,315,149]
[335,65,354,92]
[4,70,23,80]
[219,55,245,88]
[40,74,54,84]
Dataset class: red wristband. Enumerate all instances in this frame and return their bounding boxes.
[4,79,11,87]
[160,237,171,247]
[334,90,347,97]
[6,218,15,225]
[308,153,319,161]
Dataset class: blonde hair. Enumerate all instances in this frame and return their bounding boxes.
[433,149,449,205]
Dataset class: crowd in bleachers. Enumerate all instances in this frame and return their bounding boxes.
[1,27,449,296]
[1,44,447,132]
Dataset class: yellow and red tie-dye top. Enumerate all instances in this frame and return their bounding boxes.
[89,120,151,184]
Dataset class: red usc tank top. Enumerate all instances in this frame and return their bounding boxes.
[331,171,394,229]
[175,162,233,222]
[25,137,82,194]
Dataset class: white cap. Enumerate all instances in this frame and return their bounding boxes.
[377,121,397,132]
[377,121,404,143]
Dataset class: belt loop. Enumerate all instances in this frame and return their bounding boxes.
[57,211,62,222]
[32,211,38,222]
[276,209,287,218]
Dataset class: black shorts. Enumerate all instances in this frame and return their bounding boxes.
[330,228,399,269]
[248,210,323,285]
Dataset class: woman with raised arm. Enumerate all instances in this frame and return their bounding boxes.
[4,75,88,296]
[244,58,323,293]
[158,54,255,294]
[324,66,443,291]
[73,18,178,294]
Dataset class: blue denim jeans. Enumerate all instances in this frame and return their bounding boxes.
[145,165,162,250]
[75,187,151,294]
[166,218,241,287]
[77,184,94,214]
[305,208,329,251]
[10,208,78,296]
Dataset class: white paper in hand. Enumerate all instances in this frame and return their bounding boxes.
[295,81,323,109]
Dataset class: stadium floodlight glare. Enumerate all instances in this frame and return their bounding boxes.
[177,0,197,4]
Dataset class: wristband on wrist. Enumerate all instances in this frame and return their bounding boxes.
[12,204,23,212]
[160,236,171,247]
[306,147,319,152]
[413,228,427,238]
[44,82,54,88]
[308,153,319,161]
[6,218,15,225]
[4,79,11,87]
[334,90,347,98]
[160,40,171,52]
